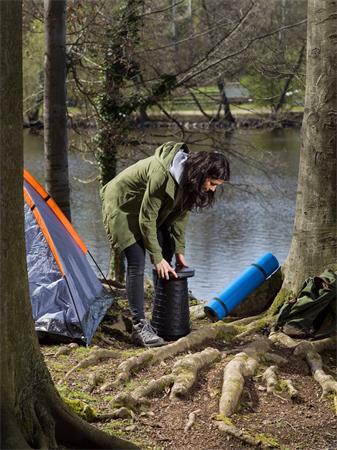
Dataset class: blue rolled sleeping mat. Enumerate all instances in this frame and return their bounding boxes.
[204,253,279,321]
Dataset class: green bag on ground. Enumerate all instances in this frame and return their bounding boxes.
[276,270,336,339]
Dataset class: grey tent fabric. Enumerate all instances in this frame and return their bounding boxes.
[24,174,112,345]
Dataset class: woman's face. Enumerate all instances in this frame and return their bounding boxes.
[202,178,225,192]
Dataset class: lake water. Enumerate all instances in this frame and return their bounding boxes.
[24,128,300,302]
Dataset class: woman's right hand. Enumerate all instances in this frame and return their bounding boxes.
[155,259,177,280]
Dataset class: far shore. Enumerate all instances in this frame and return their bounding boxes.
[24,110,304,131]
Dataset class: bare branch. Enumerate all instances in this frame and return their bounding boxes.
[178,18,307,86]
[139,0,185,18]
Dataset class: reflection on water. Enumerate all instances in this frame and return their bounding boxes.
[24,128,300,301]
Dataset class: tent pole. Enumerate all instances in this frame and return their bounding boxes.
[64,276,88,346]
[87,249,119,298]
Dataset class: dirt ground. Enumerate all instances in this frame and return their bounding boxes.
[42,301,337,450]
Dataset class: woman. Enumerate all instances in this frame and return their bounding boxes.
[101,141,230,347]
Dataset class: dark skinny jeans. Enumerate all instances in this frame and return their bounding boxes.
[123,226,174,323]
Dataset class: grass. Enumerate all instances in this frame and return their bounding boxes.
[66,84,304,118]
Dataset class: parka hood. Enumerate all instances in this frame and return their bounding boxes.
[154,141,189,169]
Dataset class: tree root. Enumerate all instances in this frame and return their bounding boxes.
[217,420,279,449]
[294,336,336,356]
[301,350,337,398]
[112,392,150,411]
[219,339,270,417]
[132,374,175,401]
[189,303,206,320]
[269,332,336,353]
[269,332,337,398]
[88,372,105,392]
[262,365,278,394]
[47,389,139,449]
[184,409,201,432]
[2,386,139,450]
[268,331,300,348]
[59,349,119,384]
[234,315,266,340]
[54,343,79,358]
[93,407,133,422]
[114,322,236,385]
[283,379,299,400]
[230,314,263,325]
[111,348,222,409]
[170,347,221,400]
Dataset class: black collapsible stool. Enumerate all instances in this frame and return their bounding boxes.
[151,267,195,341]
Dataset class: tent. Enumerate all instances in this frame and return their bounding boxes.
[24,169,112,345]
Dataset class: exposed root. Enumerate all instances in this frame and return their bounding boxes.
[264,352,288,366]
[234,316,266,340]
[88,372,104,391]
[219,339,270,417]
[112,348,222,408]
[268,331,301,348]
[115,322,236,385]
[100,381,116,392]
[114,351,157,386]
[132,374,174,401]
[112,392,150,411]
[270,332,336,355]
[93,407,133,422]
[47,389,139,449]
[301,350,337,398]
[283,379,299,400]
[189,303,206,320]
[230,314,263,325]
[59,349,119,384]
[262,365,278,394]
[170,347,221,400]
[54,343,79,357]
[294,336,336,357]
[269,332,337,398]
[217,420,279,448]
[184,409,201,432]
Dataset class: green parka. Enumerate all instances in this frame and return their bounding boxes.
[100,142,189,264]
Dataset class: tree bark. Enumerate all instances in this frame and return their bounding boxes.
[217,77,236,125]
[0,2,137,448]
[44,0,71,220]
[282,0,337,292]
[27,70,44,124]
[274,43,306,115]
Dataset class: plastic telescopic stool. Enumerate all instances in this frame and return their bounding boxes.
[151,267,195,341]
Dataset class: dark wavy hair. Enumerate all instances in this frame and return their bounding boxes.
[176,151,230,212]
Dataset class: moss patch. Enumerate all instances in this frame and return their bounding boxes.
[215,413,234,426]
[267,288,293,317]
[63,397,96,422]
[255,433,280,448]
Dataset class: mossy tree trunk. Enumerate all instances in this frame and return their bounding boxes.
[0,2,137,448]
[280,0,337,295]
[44,0,71,220]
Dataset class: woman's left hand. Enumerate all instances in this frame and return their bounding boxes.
[175,253,188,268]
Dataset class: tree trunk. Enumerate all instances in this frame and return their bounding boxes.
[27,70,44,124]
[0,2,137,448]
[44,0,71,220]
[282,0,337,293]
[273,43,306,115]
[217,77,236,126]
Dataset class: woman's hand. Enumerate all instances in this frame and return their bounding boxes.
[175,253,188,269]
[155,259,177,280]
